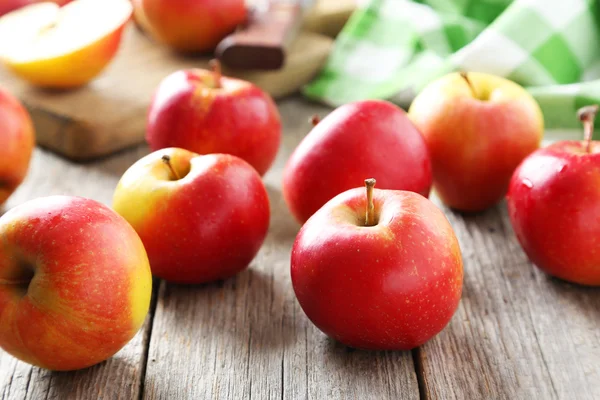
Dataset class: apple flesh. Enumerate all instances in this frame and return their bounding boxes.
[507,106,600,286]
[0,87,35,205]
[283,100,432,224]
[0,196,152,371]
[146,66,281,177]
[134,0,246,52]
[0,0,132,88]
[409,72,543,212]
[113,148,271,284]
[291,180,463,350]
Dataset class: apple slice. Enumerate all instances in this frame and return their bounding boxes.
[0,0,132,88]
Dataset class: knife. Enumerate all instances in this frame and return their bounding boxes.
[215,0,315,71]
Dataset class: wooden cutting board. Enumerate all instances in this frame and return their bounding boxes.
[0,21,336,160]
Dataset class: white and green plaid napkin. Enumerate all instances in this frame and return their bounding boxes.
[304,0,600,138]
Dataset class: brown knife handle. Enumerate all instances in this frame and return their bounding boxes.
[216,3,303,70]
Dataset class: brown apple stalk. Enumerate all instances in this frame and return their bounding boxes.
[365,178,376,226]
[577,105,599,153]
[310,114,321,126]
[459,72,477,98]
[161,155,181,180]
[209,59,222,88]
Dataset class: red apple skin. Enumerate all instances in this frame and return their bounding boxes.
[507,141,600,286]
[0,196,152,371]
[283,100,432,224]
[0,0,71,16]
[136,0,246,52]
[0,87,35,205]
[291,188,463,350]
[113,148,270,284]
[146,69,281,177]
[409,72,543,212]
[0,0,31,16]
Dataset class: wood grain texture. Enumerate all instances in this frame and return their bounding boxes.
[416,203,600,400]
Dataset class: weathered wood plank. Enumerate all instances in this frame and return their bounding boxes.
[0,147,156,400]
[417,203,600,400]
[142,98,421,400]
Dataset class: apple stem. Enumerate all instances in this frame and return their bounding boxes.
[577,105,599,153]
[459,72,477,98]
[209,59,222,89]
[161,155,181,180]
[365,178,376,226]
[310,115,321,126]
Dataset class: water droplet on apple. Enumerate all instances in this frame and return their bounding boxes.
[522,179,533,189]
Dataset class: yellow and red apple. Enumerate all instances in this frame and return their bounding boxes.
[146,64,281,177]
[0,0,132,88]
[409,72,543,212]
[113,148,270,284]
[133,0,247,52]
[0,87,34,205]
[0,196,152,371]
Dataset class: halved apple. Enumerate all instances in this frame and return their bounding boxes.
[0,0,132,88]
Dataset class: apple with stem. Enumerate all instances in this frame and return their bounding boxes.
[0,87,35,205]
[507,105,600,286]
[409,72,543,212]
[0,196,152,371]
[291,179,463,350]
[146,60,281,177]
[283,100,432,224]
[113,148,270,284]
[0,0,132,88]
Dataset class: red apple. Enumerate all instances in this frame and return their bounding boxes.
[409,72,543,212]
[0,87,35,205]
[146,63,281,177]
[291,179,463,349]
[0,0,132,88]
[112,148,270,284]
[507,105,600,286]
[0,196,152,371]
[133,0,246,52]
[283,100,432,224]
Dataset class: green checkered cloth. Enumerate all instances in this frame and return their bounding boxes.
[304,0,600,138]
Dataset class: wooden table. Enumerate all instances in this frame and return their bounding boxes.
[1,96,599,400]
